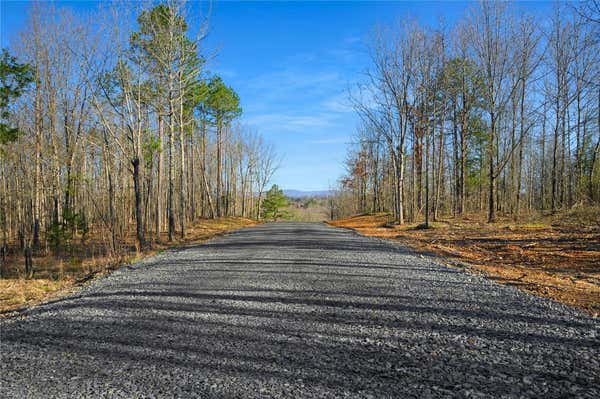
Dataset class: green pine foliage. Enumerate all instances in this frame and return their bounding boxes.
[0,48,33,145]
[261,185,290,221]
[207,76,242,124]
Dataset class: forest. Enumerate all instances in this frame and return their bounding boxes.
[329,1,600,314]
[1,3,599,396]
[0,1,279,285]
[1,1,599,314]
[332,1,600,226]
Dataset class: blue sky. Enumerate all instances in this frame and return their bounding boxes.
[203,1,469,190]
[1,1,552,191]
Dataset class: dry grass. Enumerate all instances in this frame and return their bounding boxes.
[0,217,257,316]
[0,279,74,310]
[330,210,600,316]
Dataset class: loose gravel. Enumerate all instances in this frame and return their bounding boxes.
[1,222,599,398]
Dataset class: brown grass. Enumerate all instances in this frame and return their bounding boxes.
[0,217,257,316]
[0,278,74,310]
[330,210,600,316]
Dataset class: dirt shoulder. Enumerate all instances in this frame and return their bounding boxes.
[329,212,600,316]
[0,217,258,316]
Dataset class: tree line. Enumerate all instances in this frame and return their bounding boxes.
[333,1,600,225]
[0,1,278,273]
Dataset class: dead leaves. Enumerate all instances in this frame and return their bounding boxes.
[331,213,600,315]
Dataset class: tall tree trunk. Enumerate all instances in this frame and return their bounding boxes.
[551,96,560,214]
[590,91,600,201]
[540,103,547,210]
[216,118,223,218]
[104,134,116,255]
[168,85,175,241]
[488,112,497,223]
[33,73,42,249]
[396,146,405,225]
[156,114,163,240]
[179,82,186,239]
[516,79,526,215]
[452,103,459,215]
[435,116,445,221]
[132,158,144,251]
[425,121,430,228]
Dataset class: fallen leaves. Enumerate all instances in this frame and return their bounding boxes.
[0,217,258,315]
[330,213,600,315]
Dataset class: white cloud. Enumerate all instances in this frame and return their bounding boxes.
[244,112,337,133]
[328,48,359,62]
[238,50,363,137]
[283,52,318,64]
[343,36,362,45]
[247,69,340,92]
[214,67,238,79]
[322,92,354,113]
[307,138,348,145]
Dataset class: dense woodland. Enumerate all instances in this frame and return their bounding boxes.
[333,1,600,225]
[1,1,599,280]
[0,1,278,275]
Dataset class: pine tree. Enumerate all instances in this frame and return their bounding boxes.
[207,76,242,217]
[261,185,288,221]
[0,49,33,145]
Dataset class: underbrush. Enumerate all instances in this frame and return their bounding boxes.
[0,217,257,315]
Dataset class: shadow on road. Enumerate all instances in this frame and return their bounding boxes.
[2,222,599,397]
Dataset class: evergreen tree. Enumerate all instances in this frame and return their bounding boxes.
[0,49,32,145]
[207,76,242,217]
[261,185,288,221]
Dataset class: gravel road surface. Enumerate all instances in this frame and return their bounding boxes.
[1,222,599,398]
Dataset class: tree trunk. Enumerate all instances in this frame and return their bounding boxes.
[488,112,497,223]
[216,119,223,218]
[168,87,176,241]
[132,158,144,251]
[179,104,186,239]
[156,114,163,240]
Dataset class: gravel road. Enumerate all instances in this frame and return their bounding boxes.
[1,222,599,398]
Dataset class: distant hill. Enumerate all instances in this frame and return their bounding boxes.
[283,189,332,198]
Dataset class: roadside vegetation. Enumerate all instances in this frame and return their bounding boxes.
[332,2,599,226]
[330,2,599,314]
[0,1,277,314]
[0,217,257,315]
[261,185,290,221]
